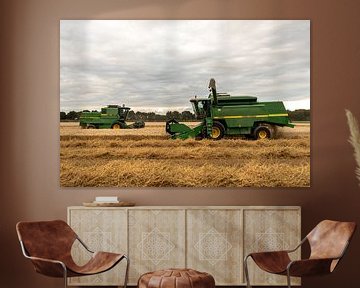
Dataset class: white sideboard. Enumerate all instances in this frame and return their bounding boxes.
[67,206,301,286]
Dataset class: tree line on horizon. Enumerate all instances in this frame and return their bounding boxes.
[60,109,310,122]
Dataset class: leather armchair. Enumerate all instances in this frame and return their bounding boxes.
[244,220,356,288]
[16,220,129,288]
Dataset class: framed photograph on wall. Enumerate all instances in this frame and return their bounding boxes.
[60,20,310,187]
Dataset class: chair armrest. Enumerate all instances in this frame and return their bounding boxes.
[76,236,94,253]
[19,240,67,277]
[25,255,65,266]
[245,237,306,259]
[285,237,307,253]
[247,250,290,258]
[25,255,67,277]
[287,258,335,277]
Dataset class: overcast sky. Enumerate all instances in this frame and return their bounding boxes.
[60,20,310,113]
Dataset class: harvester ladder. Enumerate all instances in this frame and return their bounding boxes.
[205,118,213,137]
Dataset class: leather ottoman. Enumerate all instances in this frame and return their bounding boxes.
[138,268,215,288]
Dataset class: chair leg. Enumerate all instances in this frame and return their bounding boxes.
[62,264,68,288]
[123,255,130,288]
[244,255,252,288]
[286,269,292,288]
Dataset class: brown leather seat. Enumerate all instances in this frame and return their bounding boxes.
[16,220,129,288]
[138,268,215,288]
[244,220,356,288]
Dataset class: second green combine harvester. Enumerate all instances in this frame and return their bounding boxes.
[166,79,294,140]
[79,105,145,129]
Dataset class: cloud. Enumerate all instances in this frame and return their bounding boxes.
[60,20,310,112]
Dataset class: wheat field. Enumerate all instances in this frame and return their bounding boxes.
[60,122,310,187]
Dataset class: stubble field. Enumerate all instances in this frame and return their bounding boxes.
[60,122,310,187]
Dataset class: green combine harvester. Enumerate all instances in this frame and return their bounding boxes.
[79,105,145,129]
[166,79,294,140]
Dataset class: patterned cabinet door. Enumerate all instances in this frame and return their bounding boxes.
[187,209,243,285]
[128,209,186,284]
[243,208,301,286]
[68,208,128,286]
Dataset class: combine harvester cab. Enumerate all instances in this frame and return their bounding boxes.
[166,79,294,140]
[79,105,145,129]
